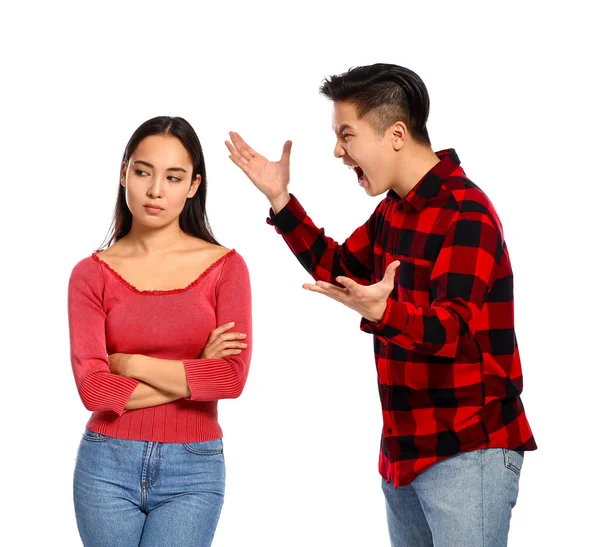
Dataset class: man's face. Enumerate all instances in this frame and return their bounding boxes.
[331,101,395,197]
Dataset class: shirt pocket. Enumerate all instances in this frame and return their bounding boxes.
[396,255,433,308]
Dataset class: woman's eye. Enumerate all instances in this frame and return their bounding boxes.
[134,169,149,176]
[167,176,181,182]
[343,133,351,139]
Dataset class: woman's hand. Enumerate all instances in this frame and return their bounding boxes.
[201,322,247,359]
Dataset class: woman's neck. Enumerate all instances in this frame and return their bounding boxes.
[121,221,193,255]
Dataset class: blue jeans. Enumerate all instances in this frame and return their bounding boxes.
[73,429,225,547]
[382,448,524,547]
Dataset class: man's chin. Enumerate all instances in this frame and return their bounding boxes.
[364,185,385,197]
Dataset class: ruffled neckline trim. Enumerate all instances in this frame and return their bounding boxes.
[91,248,236,295]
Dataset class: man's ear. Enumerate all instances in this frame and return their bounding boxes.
[391,121,407,151]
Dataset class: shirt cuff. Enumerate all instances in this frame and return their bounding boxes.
[360,297,408,343]
[265,194,306,234]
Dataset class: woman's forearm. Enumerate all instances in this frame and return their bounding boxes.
[124,381,182,410]
[128,355,192,398]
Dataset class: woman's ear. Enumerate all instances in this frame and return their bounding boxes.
[120,161,127,187]
[187,174,202,198]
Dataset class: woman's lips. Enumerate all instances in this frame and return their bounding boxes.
[144,205,163,214]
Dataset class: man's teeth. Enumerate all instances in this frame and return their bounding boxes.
[345,164,365,181]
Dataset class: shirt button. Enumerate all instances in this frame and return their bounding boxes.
[387,428,393,435]
[382,384,388,391]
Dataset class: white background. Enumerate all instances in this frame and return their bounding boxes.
[1,1,598,545]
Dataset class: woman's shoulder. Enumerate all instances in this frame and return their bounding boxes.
[218,249,249,283]
[68,252,104,290]
[199,244,246,273]
[200,242,234,260]
[69,240,127,284]
[190,242,246,278]
[73,250,104,271]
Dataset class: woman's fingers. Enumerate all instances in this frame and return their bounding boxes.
[215,342,248,351]
[205,323,247,360]
[207,322,236,344]
[208,333,246,348]
[219,349,243,356]
[216,332,247,341]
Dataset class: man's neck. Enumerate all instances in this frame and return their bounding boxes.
[389,146,440,198]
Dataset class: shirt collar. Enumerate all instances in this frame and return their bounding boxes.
[387,149,463,211]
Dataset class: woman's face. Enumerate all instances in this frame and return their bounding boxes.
[121,134,200,228]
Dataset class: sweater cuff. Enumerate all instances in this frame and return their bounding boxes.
[81,373,140,416]
[265,194,306,234]
[111,377,140,416]
[182,358,242,401]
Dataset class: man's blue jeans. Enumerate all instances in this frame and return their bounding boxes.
[382,448,524,546]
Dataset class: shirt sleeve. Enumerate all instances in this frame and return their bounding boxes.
[360,207,504,357]
[266,193,377,284]
[68,258,140,415]
[182,251,253,401]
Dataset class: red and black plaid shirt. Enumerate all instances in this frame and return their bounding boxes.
[267,149,536,486]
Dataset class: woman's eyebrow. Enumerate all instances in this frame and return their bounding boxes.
[133,160,188,173]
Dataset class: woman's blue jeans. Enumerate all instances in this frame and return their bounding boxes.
[73,429,225,547]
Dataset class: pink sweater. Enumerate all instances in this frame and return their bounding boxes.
[67,248,252,442]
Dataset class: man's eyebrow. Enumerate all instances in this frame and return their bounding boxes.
[334,123,354,135]
[133,160,187,173]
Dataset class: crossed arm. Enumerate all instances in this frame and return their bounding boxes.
[111,354,192,410]
[124,380,184,410]
[68,254,252,416]
[110,327,246,410]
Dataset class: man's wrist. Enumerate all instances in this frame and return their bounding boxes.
[269,192,291,215]
[365,299,388,324]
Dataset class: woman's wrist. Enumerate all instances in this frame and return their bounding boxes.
[126,354,146,380]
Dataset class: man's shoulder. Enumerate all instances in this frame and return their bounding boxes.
[442,175,500,222]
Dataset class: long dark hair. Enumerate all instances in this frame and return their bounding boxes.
[320,63,431,146]
[100,116,219,249]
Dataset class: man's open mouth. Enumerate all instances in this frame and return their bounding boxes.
[353,166,365,183]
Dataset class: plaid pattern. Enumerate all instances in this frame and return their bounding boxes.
[267,149,536,486]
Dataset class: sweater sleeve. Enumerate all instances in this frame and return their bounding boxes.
[68,258,140,415]
[182,251,253,401]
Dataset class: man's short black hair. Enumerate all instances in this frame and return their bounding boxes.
[320,63,431,146]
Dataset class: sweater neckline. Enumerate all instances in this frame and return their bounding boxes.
[91,248,236,295]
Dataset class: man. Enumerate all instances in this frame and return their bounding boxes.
[225,63,536,546]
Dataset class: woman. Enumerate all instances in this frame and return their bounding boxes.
[68,116,252,546]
